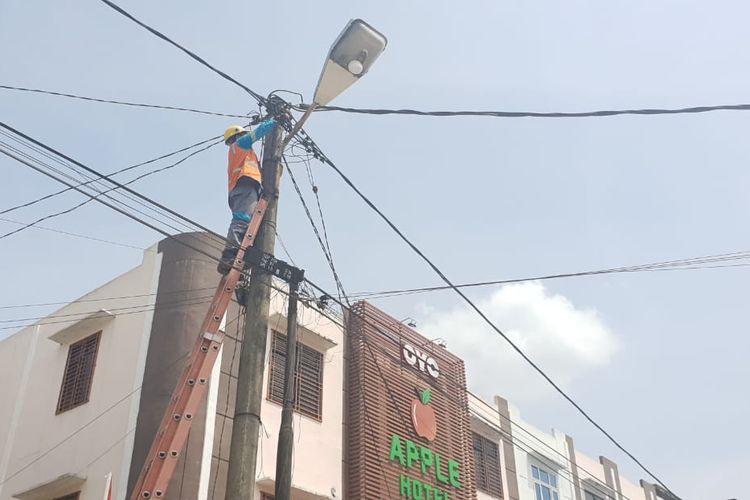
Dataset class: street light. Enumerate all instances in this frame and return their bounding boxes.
[313,18,388,106]
[281,18,387,149]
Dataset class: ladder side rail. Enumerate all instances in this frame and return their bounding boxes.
[129,198,268,500]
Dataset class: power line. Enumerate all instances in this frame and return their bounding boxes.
[0,135,223,242]
[9,82,750,123]
[470,408,632,500]
[97,0,266,105]
[0,309,246,486]
[283,155,347,302]
[302,102,750,119]
[0,287,215,311]
[0,84,252,119]
[0,136,214,245]
[0,134,220,216]
[345,251,750,300]
[0,144,227,269]
[0,293,215,325]
[468,391,630,499]
[0,297,213,331]
[0,122,228,254]
[298,131,679,497]
[0,216,146,250]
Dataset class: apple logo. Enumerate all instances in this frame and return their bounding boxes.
[411,388,437,441]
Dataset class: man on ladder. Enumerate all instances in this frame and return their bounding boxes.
[218,118,276,274]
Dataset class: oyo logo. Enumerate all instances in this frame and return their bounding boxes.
[402,343,440,379]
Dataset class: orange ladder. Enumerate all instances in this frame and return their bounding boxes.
[129,196,268,499]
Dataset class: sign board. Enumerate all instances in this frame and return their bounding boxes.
[345,302,477,499]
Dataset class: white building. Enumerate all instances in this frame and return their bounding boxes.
[0,234,673,500]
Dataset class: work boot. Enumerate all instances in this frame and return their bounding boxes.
[218,248,239,274]
[217,258,233,275]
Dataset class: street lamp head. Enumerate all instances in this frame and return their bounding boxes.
[313,19,387,106]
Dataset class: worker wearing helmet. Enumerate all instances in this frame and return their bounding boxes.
[217,118,276,274]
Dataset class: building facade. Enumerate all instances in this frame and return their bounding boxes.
[1,234,671,500]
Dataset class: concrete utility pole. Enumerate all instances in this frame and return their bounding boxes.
[226,124,284,499]
[274,278,302,500]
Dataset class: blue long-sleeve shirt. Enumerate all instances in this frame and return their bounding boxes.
[236,119,275,150]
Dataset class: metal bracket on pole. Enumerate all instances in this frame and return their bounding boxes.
[243,246,305,285]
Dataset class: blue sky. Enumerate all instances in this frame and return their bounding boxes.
[2,1,749,498]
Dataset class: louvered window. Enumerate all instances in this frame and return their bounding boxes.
[473,432,503,498]
[56,332,101,414]
[267,331,324,420]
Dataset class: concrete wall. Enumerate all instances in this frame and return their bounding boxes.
[469,396,651,500]
[208,290,345,500]
[0,244,163,500]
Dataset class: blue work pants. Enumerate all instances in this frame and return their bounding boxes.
[221,176,260,262]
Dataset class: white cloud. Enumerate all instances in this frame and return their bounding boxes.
[418,282,619,404]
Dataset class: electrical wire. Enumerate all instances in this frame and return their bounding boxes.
[0,146,229,271]
[0,134,220,216]
[0,297,214,331]
[468,391,629,499]
[0,293,214,324]
[0,287,215,310]
[0,137,216,248]
[0,84,252,119]
[0,125,225,240]
[0,216,146,250]
[0,309,247,486]
[0,124,231,261]
[265,272,630,500]
[283,155,347,302]
[97,0,266,105]
[6,83,750,122]
[344,250,750,300]
[295,129,679,496]
[299,102,750,119]
[0,137,223,242]
[470,409,631,500]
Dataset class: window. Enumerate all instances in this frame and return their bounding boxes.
[585,491,605,500]
[56,332,101,414]
[531,464,559,500]
[267,331,324,420]
[260,494,274,500]
[472,432,503,497]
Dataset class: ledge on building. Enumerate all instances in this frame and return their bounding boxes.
[48,309,115,345]
[269,312,338,352]
[581,477,615,498]
[12,473,85,500]
[527,449,566,470]
[256,477,333,500]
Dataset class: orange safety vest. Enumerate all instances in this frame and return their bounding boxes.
[227,143,262,192]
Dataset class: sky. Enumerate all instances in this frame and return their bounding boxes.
[2,1,749,498]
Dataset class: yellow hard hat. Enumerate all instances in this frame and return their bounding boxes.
[223,125,245,144]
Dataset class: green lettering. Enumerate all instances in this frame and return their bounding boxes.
[405,439,419,469]
[423,483,433,499]
[448,460,461,488]
[412,478,423,500]
[400,474,411,498]
[389,435,405,466]
[419,447,433,476]
[433,452,449,485]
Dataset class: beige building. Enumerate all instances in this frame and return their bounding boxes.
[0,234,673,500]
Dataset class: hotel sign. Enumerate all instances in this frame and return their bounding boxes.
[345,302,476,499]
[402,343,440,379]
